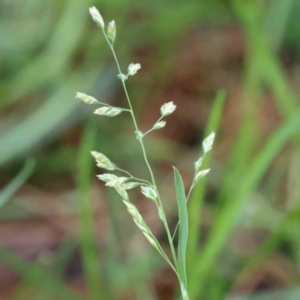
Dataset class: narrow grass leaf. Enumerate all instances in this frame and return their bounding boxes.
[173,167,188,287]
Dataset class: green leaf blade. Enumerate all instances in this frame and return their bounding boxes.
[173,167,188,288]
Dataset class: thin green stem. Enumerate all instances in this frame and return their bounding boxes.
[172,223,179,241]
[143,116,164,137]
[186,152,207,201]
[115,167,151,185]
[186,181,196,201]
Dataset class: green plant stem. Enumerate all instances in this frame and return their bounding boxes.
[103,32,179,273]
[115,167,152,185]
[143,115,164,136]
[94,100,130,112]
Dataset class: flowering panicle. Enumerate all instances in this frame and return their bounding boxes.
[75,8,216,300]
[97,174,129,187]
[122,200,159,250]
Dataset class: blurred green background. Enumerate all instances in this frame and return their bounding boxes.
[1,0,300,299]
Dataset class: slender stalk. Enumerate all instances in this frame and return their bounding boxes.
[143,116,164,136]
[115,167,152,185]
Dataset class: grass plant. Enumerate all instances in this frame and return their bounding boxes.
[2,1,300,299]
[76,7,216,300]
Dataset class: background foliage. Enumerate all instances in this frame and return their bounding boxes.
[1,0,300,299]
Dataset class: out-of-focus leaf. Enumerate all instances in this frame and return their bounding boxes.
[263,0,294,51]
[173,167,188,291]
[0,0,93,108]
[228,287,300,300]
[0,67,116,166]
[77,123,105,299]
[189,108,300,298]
[187,90,226,267]
[0,245,80,300]
[0,158,35,209]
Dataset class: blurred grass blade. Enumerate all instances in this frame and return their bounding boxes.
[187,90,226,266]
[263,0,294,51]
[228,286,300,300]
[47,240,77,278]
[189,108,300,298]
[33,241,78,300]
[173,167,188,291]
[231,0,299,137]
[0,246,80,300]
[77,122,104,299]
[10,241,77,300]
[236,216,292,296]
[0,74,82,166]
[0,158,35,209]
